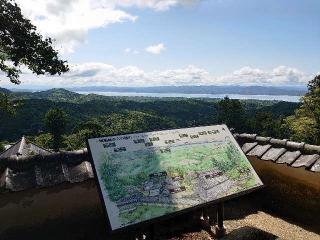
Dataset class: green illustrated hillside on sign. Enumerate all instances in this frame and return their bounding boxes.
[87,125,263,231]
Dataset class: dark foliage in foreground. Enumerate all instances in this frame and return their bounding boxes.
[0,0,68,84]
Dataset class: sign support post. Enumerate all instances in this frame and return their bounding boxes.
[215,202,226,237]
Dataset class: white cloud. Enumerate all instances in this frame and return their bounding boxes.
[124,48,140,54]
[14,0,196,54]
[2,64,312,88]
[111,0,199,11]
[145,43,166,54]
[15,0,138,53]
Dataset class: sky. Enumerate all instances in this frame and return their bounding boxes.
[1,0,320,88]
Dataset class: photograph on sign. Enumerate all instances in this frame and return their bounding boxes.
[87,125,263,231]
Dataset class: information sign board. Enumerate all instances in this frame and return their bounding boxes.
[87,125,263,232]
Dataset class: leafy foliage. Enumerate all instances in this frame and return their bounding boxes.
[0,142,5,152]
[0,93,16,115]
[284,75,320,144]
[33,133,53,150]
[44,108,67,151]
[216,97,245,131]
[0,0,68,84]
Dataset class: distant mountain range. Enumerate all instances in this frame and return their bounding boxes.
[67,85,307,96]
[0,87,11,94]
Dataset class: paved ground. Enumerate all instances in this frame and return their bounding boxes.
[162,210,319,240]
[2,189,319,240]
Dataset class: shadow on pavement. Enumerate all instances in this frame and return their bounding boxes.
[221,226,279,240]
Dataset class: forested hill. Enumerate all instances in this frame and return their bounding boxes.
[12,88,85,102]
[0,88,300,144]
[0,87,11,94]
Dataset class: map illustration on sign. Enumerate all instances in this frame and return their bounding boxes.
[87,125,263,231]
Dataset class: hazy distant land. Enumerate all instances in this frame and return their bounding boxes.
[67,85,306,96]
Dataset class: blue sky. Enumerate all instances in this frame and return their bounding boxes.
[2,0,320,87]
[72,0,320,74]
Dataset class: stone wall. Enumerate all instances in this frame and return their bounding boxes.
[248,156,320,228]
[0,160,319,239]
[0,180,108,240]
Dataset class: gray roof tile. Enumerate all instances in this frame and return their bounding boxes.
[0,137,51,159]
[291,154,320,168]
[247,144,272,158]
[261,148,287,162]
[238,133,257,140]
[270,138,287,146]
[286,141,305,150]
[5,167,37,191]
[36,162,67,187]
[66,161,93,183]
[310,159,320,172]
[255,136,271,143]
[0,169,6,192]
[276,151,301,165]
[304,144,320,153]
[241,142,258,154]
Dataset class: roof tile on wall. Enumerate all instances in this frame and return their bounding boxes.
[85,161,94,178]
[291,154,320,168]
[304,144,320,154]
[238,133,257,140]
[247,144,272,158]
[67,161,93,183]
[286,141,305,150]
[241,142,258,154]
[36,162,67,187]
[255,136,271,143]
[0,169,7,192]
[310,159,320,172]
[270,138,287,146]
[5,167,37,191]
[276,151,301,165]
[261,148,287,162]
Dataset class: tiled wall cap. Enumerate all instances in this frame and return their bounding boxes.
[247,144,272,158]
[304,144,320,154]
[74,149,85,155]
[238,133,257,140]
[43,152,62,162]
[270,138,288,146]
[286,141,305,150]
[291,154,319,168]
[261,147,287,162]
[276,151,301,165]
[63,151,85,162]
[310,159,320,172]
[256,136,272,143]
[233,133,240,139]
[241,142,258,154]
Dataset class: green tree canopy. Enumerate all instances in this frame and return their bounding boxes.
[0,93,15,114]
[0,142,5,152]
[0,0,68,84]
[284,75,320,144]
[44,108,67,151]
[308,75,320,93]
[216,96,245,131]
